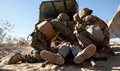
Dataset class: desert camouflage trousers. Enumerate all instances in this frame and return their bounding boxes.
[21,31,51,63]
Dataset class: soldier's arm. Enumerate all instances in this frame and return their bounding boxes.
[83,15,96,25]
[50,19,77,42]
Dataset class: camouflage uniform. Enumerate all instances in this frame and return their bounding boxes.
[22,19,77,62]
[22,31,50,62]
[39,13,97,65]
[77,8,110,48]
[8,13,77,64]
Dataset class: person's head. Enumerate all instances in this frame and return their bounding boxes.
[73,13,80,22]
[79,8,93,18]
[57,13,69,25]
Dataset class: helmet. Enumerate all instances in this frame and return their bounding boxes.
[79,8,92,18]
[57,13,69,21]
[73,13,80,21]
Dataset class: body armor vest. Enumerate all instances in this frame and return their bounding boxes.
[36,21,59,42]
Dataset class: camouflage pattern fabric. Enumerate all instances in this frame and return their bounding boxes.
[77,31,93,48]
[22,49,43,63]
[21,31,51,63]
[76,15,109,48]
[21,18,77,63]
[50,19,77,43]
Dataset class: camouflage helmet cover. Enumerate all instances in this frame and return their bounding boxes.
[79,8,92,18]
[57,13,69,21]
[73,13,80,21]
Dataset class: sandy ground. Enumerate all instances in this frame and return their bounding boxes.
[0,41,120,71]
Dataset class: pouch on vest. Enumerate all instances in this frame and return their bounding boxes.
[86,24,105,41]
[36,20,59,42]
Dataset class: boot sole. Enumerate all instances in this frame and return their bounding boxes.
[8,53,22,64]
[74,44,96,64]
[40,50,64,65]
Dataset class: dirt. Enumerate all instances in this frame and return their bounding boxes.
[0,41,120,71]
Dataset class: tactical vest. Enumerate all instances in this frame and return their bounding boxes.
[36,20,59,42]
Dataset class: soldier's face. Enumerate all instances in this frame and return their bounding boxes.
[62,20,67,25]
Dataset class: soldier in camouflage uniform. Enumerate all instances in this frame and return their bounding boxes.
[40,13,97,65]
[8,13,78,64]
[74,8,110,59]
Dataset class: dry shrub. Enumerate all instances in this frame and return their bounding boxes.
[16,38,29,47]
[0,43,15,47]
[0,39,29,47]
[0,20,30,47]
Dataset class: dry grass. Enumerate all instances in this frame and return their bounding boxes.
[0,20,30,47]
[0,40,29,47]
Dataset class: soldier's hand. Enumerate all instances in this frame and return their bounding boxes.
[73,31,79,37]
[72,41,79,45]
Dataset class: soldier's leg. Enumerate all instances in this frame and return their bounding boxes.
[58,43,70,58]
[8,39,49,64]
[8,49,44,64]
[92,34,110,59]
[23,36,51,63]
[74,44,96,64]
[40,43,70,65]
[22,49,44,63]
[78,31,100,58]
[78,31,93,48]
[100,34,115,56]
[70,45,82,57]
[8,53,23,64]
[22,34,49,63]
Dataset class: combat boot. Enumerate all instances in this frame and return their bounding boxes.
[40,50,65,65]
[74,44,96,64]
[8,53,23,64]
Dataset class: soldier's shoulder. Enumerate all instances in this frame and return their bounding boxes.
[86,15,102,21]
[50,19,62,24]
[51,18,59,22]
[86,15,95,18]
[84,15,93,21]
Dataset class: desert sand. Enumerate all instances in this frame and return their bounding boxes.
[0,41,120,71]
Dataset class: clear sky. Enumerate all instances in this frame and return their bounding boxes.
[0,0,120,40]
